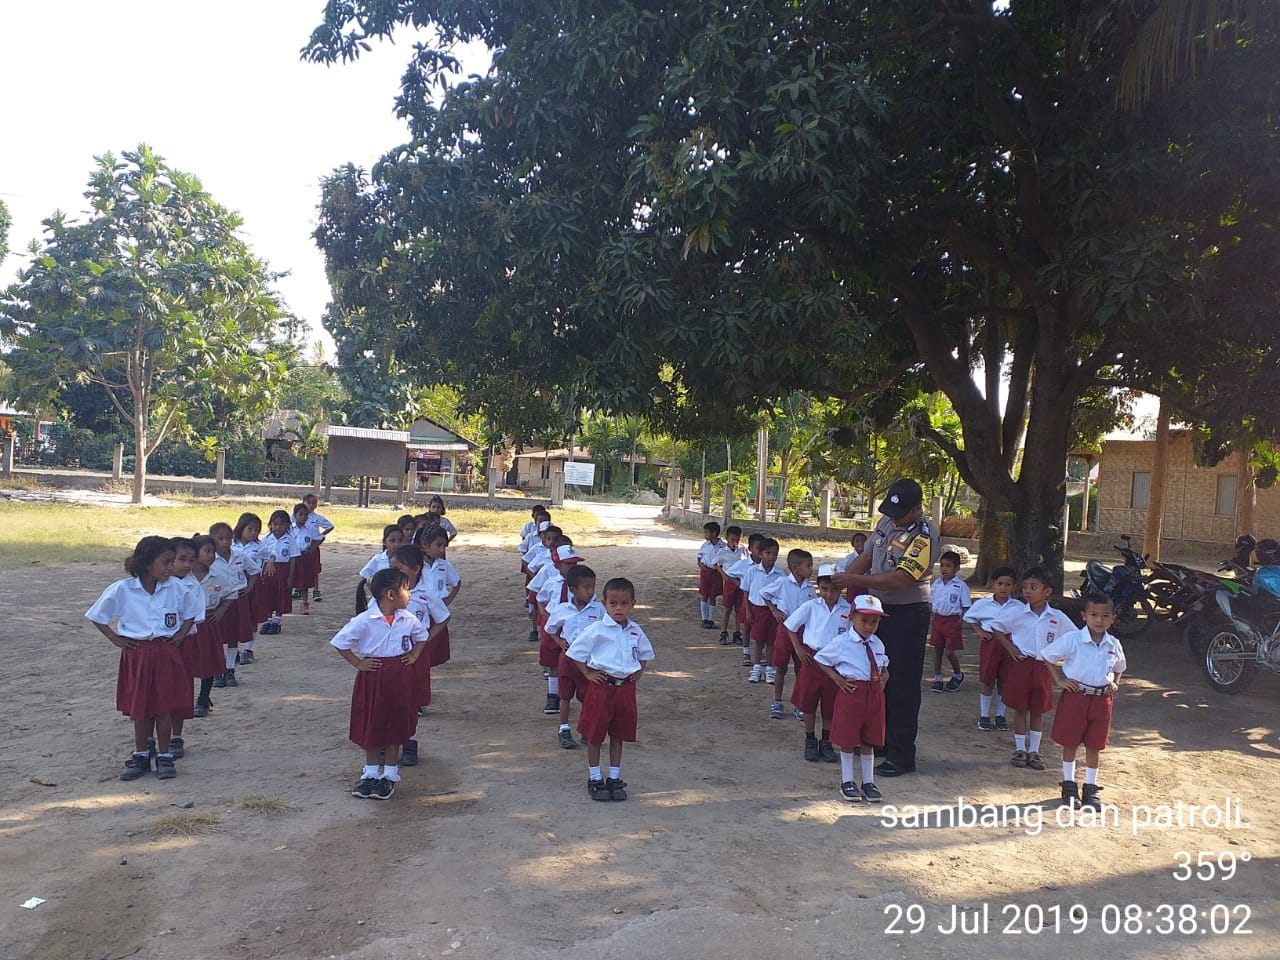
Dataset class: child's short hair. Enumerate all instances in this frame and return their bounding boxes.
[303,492,318,504]
[787,548,812,567]
[940,550,962,566]
[369,567,408,599]
[726,525,742,537]
[1083,592,1114,610]
[760,537,780,553]
[567,564,596,587]
[990,565,1017,582]
[1022,566,1052,589]
[602,577,636,601]
[413,513,430,524]
[169,536,196,554]
[191,533,216,556]
[747,532,765,547]
[852,531,868,545]
[292,502,309,517]
[531,504,545,517]
[124,535,175,576]
[391,543,426,573]
[542,525,563,539]
[703,521,721,536]
[551,534,573,548]
[397,514,416,527]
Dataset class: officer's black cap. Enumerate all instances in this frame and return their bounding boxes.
[879,479,923,520]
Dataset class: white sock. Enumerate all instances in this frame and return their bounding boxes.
[934,673,943,682]
[588,765,602,781]
[1014,733,1026,751]
[861,752,875,784]
[699,601,709,620]
[840,750,856,782]
[559,723,570,732]
[225,647,238,670]
[1084,767,1099,785]
[243,639,255,652]
[994,694,1006,716]
[608,766,620,779]
[410,721,418,741]
[362,764,379,779]
[547,677,558,695]
[1028,730,1043,752]
[383,764,400,782]
[1063,761,1076,781]
[979,694,992,715]
[742,646,750,656]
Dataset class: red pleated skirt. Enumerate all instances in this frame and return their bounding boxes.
[349,657,416,750]
[116,640,191,721]
[428,622,451,667]
[181,621,225,681]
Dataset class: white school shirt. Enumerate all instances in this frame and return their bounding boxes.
[696,538,724,569]
[566,617,655,680]
[1040,626,1128,687]
[407,573,451,627]
[724,555,756,585]
[963,596,1025,632]
[428,557,461,593]
[331,607,429,658]
[520,519,538,540]
[261,531,299,565]
[86,576,195,640]
[537,572,571,607]
[714,543,748,571]
[307,511,333,542]
[232,540,264,576]
[761,573,816,617]
[437,516,458,539]
[745,563,787,606]
[210,552,246,599]
[291,520,318,554]
[834,549,860,573]
[524,544,551,572]
[989,603,1067,659]
[196,569,226,611]
[528,562,559,597]
[178,572,207,632]
[359,550,391,580]
[520,530,542,554]
[783,596,853,652]
[815,630,889,681]
[930,576,972,617]
[545,597,607,642]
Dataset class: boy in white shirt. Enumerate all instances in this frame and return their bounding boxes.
[723,533,764,665]
[743,538,786,684]
[783,564,850,763]
[929,550,972,692]
[696,521,725,629]
[1041,594,1126,809]
[714,526,748,645]
[834,532,868,573]
[963,566,1020,731]
[567,577,655,802]
[545,564,606,748]
[815,594,891,803]
[762,548,815,718]
[988,568,1064,772]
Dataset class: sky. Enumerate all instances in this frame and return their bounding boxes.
[0,2,485,357]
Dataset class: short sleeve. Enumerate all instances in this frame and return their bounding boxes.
[895,531,934,581]
[783,604,808,633]
[86,581,124,624]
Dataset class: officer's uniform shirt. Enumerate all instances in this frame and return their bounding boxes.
[331,607,428,658]
[1040,627,1127,686]
[567,617,655,679]
[86,576,194,640]
[783,596,852,652]
[866,515,940,606]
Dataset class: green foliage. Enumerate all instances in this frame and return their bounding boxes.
[0,197,10,267]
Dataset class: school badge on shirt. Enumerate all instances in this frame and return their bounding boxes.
[165,612,178,629]
[401,635,413,653]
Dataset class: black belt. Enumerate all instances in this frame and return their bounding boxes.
[1077,683,1112,696]
[605,676,629,686]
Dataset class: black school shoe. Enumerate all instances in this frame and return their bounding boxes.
[193,700,210,718]
[840,781,862,803]
[861,782,883,803]
[994,715,1011,732]
[239,649,255,665]
[401,741,418,766]
[1060,780,1079,808]
[804,735,821,762]
[169,736,185,759]
[212,673,227,689]
[224,669,239,687]
[351,777,376,799]
[875,760,916,777]
[588,778,610,801]
[528,627,539,642]
[558,728,577,749]
[945,672,965,691]
[119,753,151,781]
[819,740,839,763]
[718,630,732,645]
[1081,783,1103,810]
[543,693,560,715]
[154,756,177,780]
[370,778,395,800]
[605,777,628,801]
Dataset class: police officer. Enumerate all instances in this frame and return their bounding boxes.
[830,478,938,776]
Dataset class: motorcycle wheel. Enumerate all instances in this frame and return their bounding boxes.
[1146,580,1184,621]
[1110,595,1154,639]
[1182,613,1211,663]
[1201,630,1259,694]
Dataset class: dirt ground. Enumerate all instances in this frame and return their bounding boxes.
[1,502,1276,960]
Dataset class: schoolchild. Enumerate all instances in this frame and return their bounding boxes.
[301,493,334,602]
[189,534,227,718]
[420,525,461,668]
[428,495,458,541]
[988,567,1062,771]
[783,564,850,762]
[714,525,748,645]
[86,536,196,781]
[290,503,318,614]
[834,532,868,573]
[743,538,786,684]
[544,564,606,748]
[358,524,404,614]
[331,568,428,800]
[762,548,816,718]
[167,537,208,757]
[723,533,765,665]
[232,513,266,663]
[963,566,1020,731]
[259,509,299,633]
[387,545,450,767]
[567,577,654,802]
[696,521,725,628]
[815,594,891,803]
[210,521,251,687]
[1041,593,1126,809]
[536,542,584,713]
[928,550,971,692]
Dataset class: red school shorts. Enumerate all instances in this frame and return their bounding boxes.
[557,650,589,703]
[1051,689,1113,751]
[539,629,563,670]
[749,604,777,647]
[1001,655,1054,714]
[577,681,639,745]
[722,579,742,611]
[349,656,416,751]
[116,640,191,722]
[790,656,838,727]
[829,679,886,751]
[698,565,721,600]
[771,621,802,670]
[928,613,964,651]
[978,635,1009,688]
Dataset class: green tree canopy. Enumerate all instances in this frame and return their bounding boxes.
[1,146,292,501]
[306,1,1280,576]
[0,197,11,267]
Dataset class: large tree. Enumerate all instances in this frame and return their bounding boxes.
[306,1,1280,577]
[1,146,291,502]
[0,197,11,267]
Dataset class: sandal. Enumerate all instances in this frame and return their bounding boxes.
[1026,751,1045,770]
[1010,750,1028,768]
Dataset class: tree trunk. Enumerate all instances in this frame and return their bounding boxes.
[1143,399,1171,561]
[970,497,1009,584]
[132,426,147,504]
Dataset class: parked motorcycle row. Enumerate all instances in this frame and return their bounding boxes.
[1075,534,1280,695]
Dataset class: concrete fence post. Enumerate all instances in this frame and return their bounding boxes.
[112,442,124,481]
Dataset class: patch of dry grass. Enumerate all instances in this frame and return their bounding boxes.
[147,811,221,837]
[235,795,292,814]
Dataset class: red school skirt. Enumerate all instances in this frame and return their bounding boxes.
[263,562,294,617]
[181,621,225,681]
[830,679,886,751]
[247,575,270,626]
[428,622,451,668]
[349,657,416,751]
[294,548,319,591]
[222,595,253,647]
[411,646,432,708]
[117,639,191,722]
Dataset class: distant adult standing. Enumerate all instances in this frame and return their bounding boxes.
[830,479,939,776]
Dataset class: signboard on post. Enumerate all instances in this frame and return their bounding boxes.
[563,461,596,487]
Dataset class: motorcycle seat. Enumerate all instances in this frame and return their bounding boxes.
[1231,593,1280,621]
[1086,560,1113,585]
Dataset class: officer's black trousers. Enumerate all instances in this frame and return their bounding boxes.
[880,601,931,768]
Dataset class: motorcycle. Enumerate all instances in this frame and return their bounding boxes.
[1196,588,1280,694]
[1075,536,1155,638]
[1181,559,1254,663]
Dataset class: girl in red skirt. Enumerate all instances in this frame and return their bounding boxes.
[210,521,253,687]
[260,509,298,631]
[190,534,230,717]
[815,594,891,804]
[421,525,461,667]
[232,513,266,664]
[388,544,450,766]
[86,536,197,781]
[331,568,429,800]
[290,502,318,614]
[168,536,208,756]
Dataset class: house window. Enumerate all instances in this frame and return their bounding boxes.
[1216,475,1238,516]
[1130,471,1151,510]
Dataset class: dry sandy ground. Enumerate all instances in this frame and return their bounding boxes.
[1,503,1277,960]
